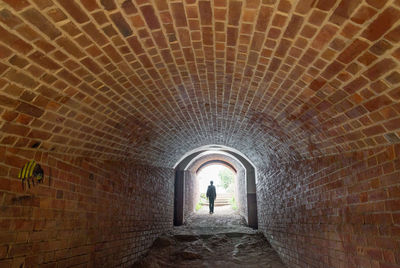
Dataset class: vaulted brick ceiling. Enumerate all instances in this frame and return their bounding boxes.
[0,0,399,167]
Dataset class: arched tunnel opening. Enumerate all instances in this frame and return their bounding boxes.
[174,146,258,230]
[196,162,238,215]
[0,0,399,267]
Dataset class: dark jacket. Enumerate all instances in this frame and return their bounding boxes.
[206,185,216,199]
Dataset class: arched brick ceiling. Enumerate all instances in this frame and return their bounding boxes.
[0,0,399,167]
[188,153,241,173]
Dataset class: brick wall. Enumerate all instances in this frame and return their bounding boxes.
[0,0,399,266]
[0,146,174,267]
[257,144,400,267]
[184,170,199,219]
[236,167,248,222]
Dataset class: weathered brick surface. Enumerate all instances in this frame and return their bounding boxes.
[0,0,398,267]
[183,170,199,218]
[0,0,396,167]
[258,145,400,267]
[0,147,173,267]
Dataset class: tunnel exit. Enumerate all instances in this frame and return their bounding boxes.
[196,164,238,214]
[173,146,258,229]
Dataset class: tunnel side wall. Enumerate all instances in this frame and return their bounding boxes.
[257,145,400,267]
[0,148,174,267]
[236,167,248,222]
[184,170,199,219]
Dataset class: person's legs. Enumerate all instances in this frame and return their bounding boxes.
[210,198,214,213]
[209,198,212,214]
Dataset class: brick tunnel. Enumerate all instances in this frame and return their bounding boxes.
[0,0,399,267]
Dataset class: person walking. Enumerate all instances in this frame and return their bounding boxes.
[206,180,216,214]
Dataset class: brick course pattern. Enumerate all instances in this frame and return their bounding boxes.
[0,0,397,167]
[0,0,399,267]
[0,146,174,267]
[258,144,400,267]
[184,169,199,218]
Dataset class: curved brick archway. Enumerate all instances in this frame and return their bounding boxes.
[195,159,237,173]
[0,0,399,267]
[174,149,258,229]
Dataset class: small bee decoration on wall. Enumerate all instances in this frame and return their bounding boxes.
[18,160,44,189]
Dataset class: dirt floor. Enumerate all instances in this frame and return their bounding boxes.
[133,206,286,268]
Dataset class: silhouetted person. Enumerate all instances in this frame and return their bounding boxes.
[206,180,216,214]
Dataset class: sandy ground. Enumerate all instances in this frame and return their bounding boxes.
[133,206,286,268]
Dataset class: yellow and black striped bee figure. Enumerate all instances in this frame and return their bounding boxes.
[18,161,44,189]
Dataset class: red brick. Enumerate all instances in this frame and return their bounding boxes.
[343,77,368,94]
[0,9,23,29]
[103,44,123,63]
[56,0,90,23]
[2,0,30,11]
[385,25,400,44]
[341,22,362,39]
[351,6,377,25]
[358,52,377,67]
[0,26,33,55]
[121,0,137,14]
[28,51,61,70]
[8,55,28,68]
[388,87,400,100]
[330,0,362,25]
[370,40,393,56]
[386,72,400,85]
[110,12,132,37]
[284,15,304,39]
[80,57,102,74]
[82,23,108,46]
[363,58,397,81]
[228,1,242,26]
[363,125,386,136]
[366,0,388,9]
[57,69,80,86]
[338,39,369,64]
[0,44,12,59]
[384,118,400,131]
[321,60,345,80]
[171,3,187,27]
[55,37,85,59]
[81,0,100,11]
[364,95,392,112]
[295,0,316,14]
[316,0,336,11]
[16,102,44,118]
[365,248,383,260]
[1,122,30,136]
[275,39,291,58]
[278,0,292,13]
[311,24,338,50]
[4,69,38,89]
[227,27,238,46]
[21,8,61,40]
[362,7,400,41]
[256,6,273,32]
[140,5,161,29]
